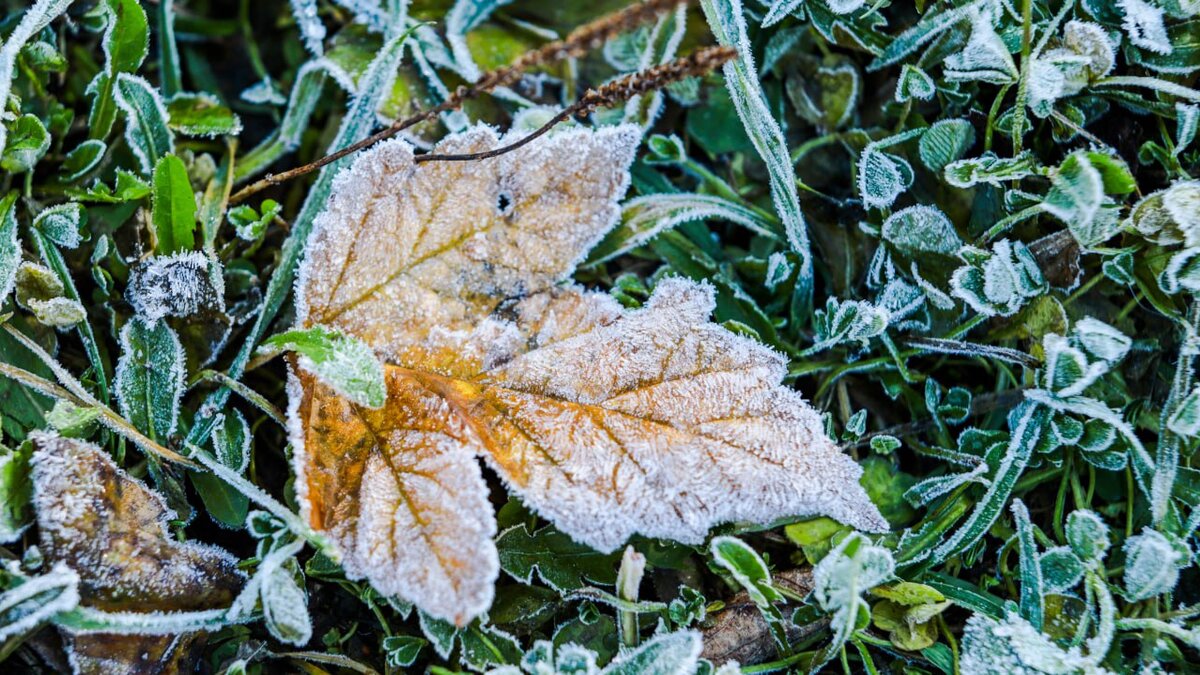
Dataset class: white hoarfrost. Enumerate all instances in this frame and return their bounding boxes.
[288,123,887,624]
[127,250,225,322]
[1119,0,1172,55]
[27,432,246,668]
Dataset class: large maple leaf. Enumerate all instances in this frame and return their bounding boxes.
[30,433,245,675]
[288,124,887,625]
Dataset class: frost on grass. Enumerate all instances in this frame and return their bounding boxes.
[29,433,244,674]
[289,0,327,55]
[289,124,886,625]
[126,250,225,322]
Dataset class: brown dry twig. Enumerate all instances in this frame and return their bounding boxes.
[228,0,690,205]
[416,46,737,164]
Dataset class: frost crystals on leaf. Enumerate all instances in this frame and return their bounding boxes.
[289,123,886,625]
[29,433,244,673]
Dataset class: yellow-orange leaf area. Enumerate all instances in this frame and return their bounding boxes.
[30,433,245,675]
[288,124,888,626]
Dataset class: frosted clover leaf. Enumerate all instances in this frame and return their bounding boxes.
[950,239,1047,317]
[1119,0,1172,55]
[1128,180,1200,247]
[1123,528,1184,601]
[289,124,886,625]
[1027,21,1116,117]
[943,5,1017,85]
[807,296,889,353]
[961,610,1120,675]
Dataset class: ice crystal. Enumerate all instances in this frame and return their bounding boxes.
[950,240,1047,317]
[289,124,886,624]
[29,433,244,673]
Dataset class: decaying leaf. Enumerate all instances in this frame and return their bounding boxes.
[29,432,244,674]
[289,124,887,625]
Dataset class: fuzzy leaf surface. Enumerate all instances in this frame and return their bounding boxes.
[289,124,886,625]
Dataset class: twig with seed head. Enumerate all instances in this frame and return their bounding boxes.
[229,0,689,205]
[416,46,737,164]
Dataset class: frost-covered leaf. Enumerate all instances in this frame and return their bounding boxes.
[0,0,73,157]
[858,143,914,210]
[944,6,1018,85]
[1042,334,1106,398]
[895,64,935,102]
[1,115,50,174]
[1123,528,1182,600]
[86,0,148,139]
[919,119,975,172]
[809,296,889,351]
[701,0,812,297]
[260,557,311,646]
[33,203,85,250]
[1128,179,1200,247]
[290,124,885,625]
[1042,151,1121,248]
[961,609,1115,675]
[228,199,281,242]
[882,205,962,258]
[1177,103,1199,156]
[869,0,990,70]
[1168,387,1200,437]
[114,317,185,443]
[0,563,80,642]
[950,240,1046,317]
[113,73,174,174]
[0,192,21,306]
[1039,547,1085,593]
[943,151,1039,188]
[67,170,151,204]
[603,630,703,675]
[710,536,787,651]
[1073,318,1131,365]
[1120,0,1172,55]
[165,93,242,138]
[29,433,244,673]
[212,410,250,474]
[126,251,225,322]
[787,62,860,130]
[263,325,385,409]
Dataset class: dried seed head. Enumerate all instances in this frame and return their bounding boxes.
[579,46,738,114]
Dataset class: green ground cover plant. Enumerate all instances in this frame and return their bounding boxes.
[1,0,1199,673]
